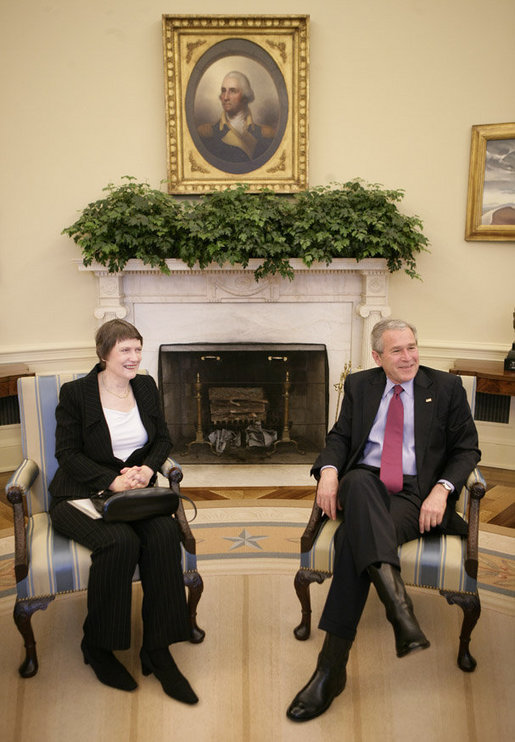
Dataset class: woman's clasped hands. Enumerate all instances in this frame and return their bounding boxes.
[110,464,154,492]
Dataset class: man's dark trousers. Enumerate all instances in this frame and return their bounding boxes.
[318,467,422,640]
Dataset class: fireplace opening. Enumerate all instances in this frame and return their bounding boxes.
[158,343,329,464]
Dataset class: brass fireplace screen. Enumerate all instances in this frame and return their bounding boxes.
[158,343,328,464]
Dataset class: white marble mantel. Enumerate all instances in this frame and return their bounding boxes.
[78,258,390,420]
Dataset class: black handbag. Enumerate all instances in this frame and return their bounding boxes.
[90,486,197,523]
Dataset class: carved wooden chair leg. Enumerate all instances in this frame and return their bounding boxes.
[184,571,205,643]
[294,569,327,640]
[440,590,481,672]
[13,596,55,678]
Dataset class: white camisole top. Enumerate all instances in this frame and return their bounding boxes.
[103,404,148,461]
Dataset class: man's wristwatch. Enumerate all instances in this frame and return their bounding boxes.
[439,481,453,492]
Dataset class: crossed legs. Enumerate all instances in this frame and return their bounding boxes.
[319,467,421,637]
[287,468,428,722]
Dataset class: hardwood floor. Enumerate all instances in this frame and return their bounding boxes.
[0,470,15,533]
[1,467,514,532]
[476,466,515,528]
[179,466,515,529]
[480,466,515,488]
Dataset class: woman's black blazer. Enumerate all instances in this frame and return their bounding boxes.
[48,364,172,506]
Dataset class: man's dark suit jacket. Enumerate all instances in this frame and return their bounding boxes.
[312,365,481,532]
[49,364,172,507]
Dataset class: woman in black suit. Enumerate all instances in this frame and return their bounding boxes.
[49,319,197,703]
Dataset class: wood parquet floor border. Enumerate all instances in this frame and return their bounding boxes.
[1,468,514,531]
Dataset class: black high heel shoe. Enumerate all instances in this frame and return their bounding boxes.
[140,647,198,704]
[81,639,137,691]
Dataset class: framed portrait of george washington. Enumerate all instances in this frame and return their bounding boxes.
[465,122,515,241]
[162,15,309,193]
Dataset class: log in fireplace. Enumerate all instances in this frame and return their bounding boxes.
[159,343,328,464]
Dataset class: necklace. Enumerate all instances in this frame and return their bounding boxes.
[101,375,131,399]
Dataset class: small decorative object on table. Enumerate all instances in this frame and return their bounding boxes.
[504,309,515,372]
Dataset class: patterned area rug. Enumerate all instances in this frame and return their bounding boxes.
[1,501,514,603]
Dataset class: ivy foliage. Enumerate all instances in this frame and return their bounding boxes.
[63,177,429,280]
[62,177,184,274]
[179,185,295,279]
[288,181,429,278]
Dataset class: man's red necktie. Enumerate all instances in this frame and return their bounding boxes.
[380,384,404,494]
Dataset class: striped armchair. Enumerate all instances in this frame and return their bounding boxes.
[6,372,205,678]
[293,376,486,672]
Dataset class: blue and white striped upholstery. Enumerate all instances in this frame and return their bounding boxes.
[300,467,484,593]
[8,372,196,601]
[16,372,87,516]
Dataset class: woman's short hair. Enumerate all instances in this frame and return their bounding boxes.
[95,319,143,369]
[371,319,418,354]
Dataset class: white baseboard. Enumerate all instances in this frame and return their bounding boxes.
[419,341,506,371]
[0,343,96,373]
[0,425,22,473]
[476,419,515,469]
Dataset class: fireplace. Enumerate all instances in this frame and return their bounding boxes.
[159,343,328,464]
[79,258,390,474]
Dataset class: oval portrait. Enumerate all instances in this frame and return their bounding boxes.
[185,39,288,175]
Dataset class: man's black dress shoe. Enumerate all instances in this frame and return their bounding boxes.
[367,562,430,657]
[140,647,198,704]
[287,633,352,722]
[81,639,138,691]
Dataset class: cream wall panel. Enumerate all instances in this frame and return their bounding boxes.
[1,1,514,362]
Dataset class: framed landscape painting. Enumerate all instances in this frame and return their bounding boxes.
[465,122,515,241]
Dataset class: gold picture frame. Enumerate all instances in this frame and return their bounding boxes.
[162,14,309,193]
[465,122,515,241]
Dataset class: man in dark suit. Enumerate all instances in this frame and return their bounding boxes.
[287,319,480,722]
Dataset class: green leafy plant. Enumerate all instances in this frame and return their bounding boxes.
[63,178,429,280]
[289,181,429,278]
[62,177,185,274]
[178,184,295,279]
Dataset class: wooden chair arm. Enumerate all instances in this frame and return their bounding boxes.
[167,474,196,555]
[6,459,39,583]
[300,499,325,553]
[161,457,183,484]
[465,471,486,580]
[466,467,486,492]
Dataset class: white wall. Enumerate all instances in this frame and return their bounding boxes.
[1,0,514,466]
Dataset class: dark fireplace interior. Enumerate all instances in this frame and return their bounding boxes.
[158,343,329,464]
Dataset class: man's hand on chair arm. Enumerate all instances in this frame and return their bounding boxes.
[316,466,341,520]
[419,483,450,533]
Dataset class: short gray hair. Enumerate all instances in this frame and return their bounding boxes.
[371,319,418,354]
[222,71,255,103]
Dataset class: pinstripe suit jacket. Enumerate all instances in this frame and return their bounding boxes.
[312,365,480,532]
[48,364,172,505]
